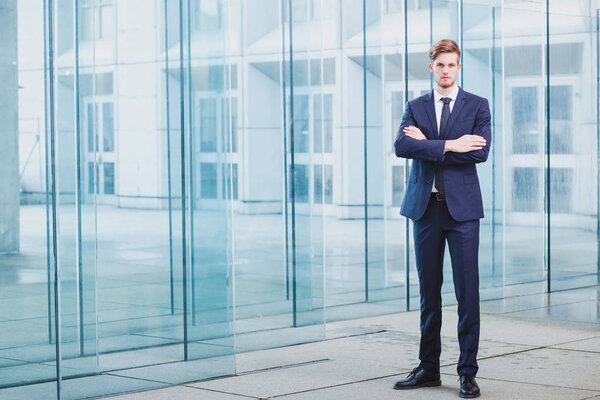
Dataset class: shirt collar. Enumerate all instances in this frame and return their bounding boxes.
[434,84,459,102]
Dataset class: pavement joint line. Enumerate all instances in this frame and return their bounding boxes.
[254,365,600,400]
[105,371,257,399]
[232,329,388,357]
[237,358,332,375]
[180,385,259,399]
[546,334,600,347]
[130,333,235,350]
[547,347,600,354]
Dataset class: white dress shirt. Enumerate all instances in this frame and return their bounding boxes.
[431,84,459,193]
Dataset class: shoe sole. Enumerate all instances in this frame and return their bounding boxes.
[459,392,481,398]
[393,380,442,390]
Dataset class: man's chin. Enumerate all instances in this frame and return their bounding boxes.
[439,80,455,88]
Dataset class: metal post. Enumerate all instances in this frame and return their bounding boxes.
[363,0,369,302]
[164,0,175,315]
[177,0,189,361]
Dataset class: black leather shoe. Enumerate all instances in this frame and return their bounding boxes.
[459,375,480,398]
[393,367,441,390]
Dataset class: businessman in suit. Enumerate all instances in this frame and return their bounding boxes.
[392,39,491,399]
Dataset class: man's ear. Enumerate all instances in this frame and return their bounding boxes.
[428,63,433,73]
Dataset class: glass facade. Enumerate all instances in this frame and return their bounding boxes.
[1,0,599,398]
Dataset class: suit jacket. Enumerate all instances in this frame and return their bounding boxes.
[394,88,491,222]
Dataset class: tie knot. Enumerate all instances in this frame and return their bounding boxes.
[441,97,451,105]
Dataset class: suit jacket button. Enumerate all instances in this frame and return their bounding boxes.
[426,180,432,184]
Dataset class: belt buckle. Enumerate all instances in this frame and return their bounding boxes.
[435,193,445,201]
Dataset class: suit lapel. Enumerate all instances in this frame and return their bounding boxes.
[423,91,439,139]
[444,88,467,138]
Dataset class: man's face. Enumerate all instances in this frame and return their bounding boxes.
[429,52,461,89]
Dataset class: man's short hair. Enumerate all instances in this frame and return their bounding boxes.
[428,39,461,62]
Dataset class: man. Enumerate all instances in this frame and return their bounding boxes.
[392,39,491,399]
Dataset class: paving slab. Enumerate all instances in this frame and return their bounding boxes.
[235,329,531,375]
[549,336,600,353]
[106,385,251,400]
[330,309,599,346]
[443,348,600,391]
[506,300,600,325]
[192,349,410,399]
[274,375,599,400]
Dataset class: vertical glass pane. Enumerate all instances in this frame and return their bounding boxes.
[463,1,502,300]
[200,162,217,198]
[0,0,58,396]
[88,162,94,194]
[87,103,94,152]
[323,164,333,204]
[503,5,546,289]
[293,164,308,203]
[392,165,404,207]
[99,4,114,40]
[102,102,113,152]
[199,98,217,152]
[185,0,234,377]
[103,162,114,195]
[323,94,332,153]
[549,10,598,290]
[293,94,309,153]
[314,164,323,203]
[313,94,322,153]
[230,97,237,152]
[512,86,538,154]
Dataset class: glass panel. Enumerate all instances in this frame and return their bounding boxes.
[293,94,309,153]
[549,11,598,291]
[463,1,503,300]
[323,94,333,153]
[313,94,322,153]
[503,5,546,289]
[392,165,404,207]
[87,103,94,152]
[200,162,217,199]
[102,102,113,152]
[549,85,572,154]
[313,164,323,203]
[293,164,309,203]
[95,72,113,96]
[103,162,115,195]
[88,162,95,194]
[99,4,114,39]
[200,98,217,152]
[0,0,58,396]
[323,164,333,204]
[512,86,538,154]
[186,0,234,376]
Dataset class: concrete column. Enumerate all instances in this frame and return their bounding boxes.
[0,1,19,253]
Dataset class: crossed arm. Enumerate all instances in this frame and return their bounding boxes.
[394,99,491,165]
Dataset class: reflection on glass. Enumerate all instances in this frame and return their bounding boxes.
[512,86,538,154]
[512,167,539,212]
[102,102,113,152]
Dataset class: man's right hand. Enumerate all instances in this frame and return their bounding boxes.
[445,135,487,153]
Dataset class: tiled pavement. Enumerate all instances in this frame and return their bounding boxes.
[107,286,600,400]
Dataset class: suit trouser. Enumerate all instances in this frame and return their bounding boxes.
[413,195,480,377]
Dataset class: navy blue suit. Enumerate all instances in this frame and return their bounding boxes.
[394,88,491,377]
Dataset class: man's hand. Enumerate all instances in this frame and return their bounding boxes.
[445,134,487,153]
[403,126,427,141]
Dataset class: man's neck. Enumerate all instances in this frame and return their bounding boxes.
[435,84,456,97]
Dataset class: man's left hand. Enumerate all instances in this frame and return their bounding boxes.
[403,126,427,141]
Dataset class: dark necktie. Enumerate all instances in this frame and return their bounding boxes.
[435,97,451,193]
